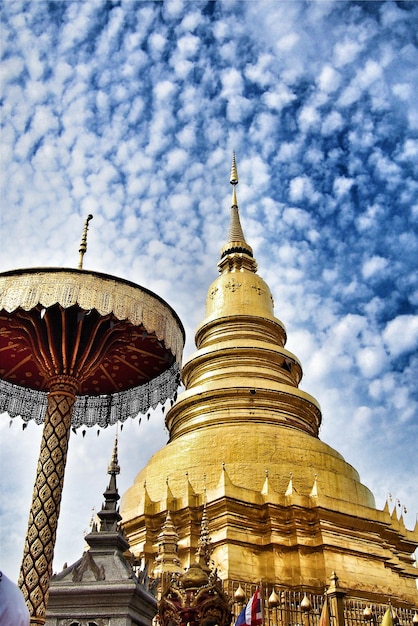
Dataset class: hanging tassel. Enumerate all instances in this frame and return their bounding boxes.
[120,424,123,431]
[22,423,27,430]
[9,420,12,428]
[138,418,142,425]
[82,430,86,438]
[72,427,77,435]
[97,430,100,437]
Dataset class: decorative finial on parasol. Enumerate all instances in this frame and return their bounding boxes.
[78,214,93,269]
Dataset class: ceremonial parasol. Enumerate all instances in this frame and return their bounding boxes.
[0,216,185,625]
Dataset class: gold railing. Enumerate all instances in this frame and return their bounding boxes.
[344,599,415,626]
[224,581,417,626]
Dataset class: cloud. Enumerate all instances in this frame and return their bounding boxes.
[289,176,320,204]
[356,345,388,378]
[383,315,418,358]
[361,256,388,280]
[322,111,344,136]
[318,65,342,93]
[298,104,321,133]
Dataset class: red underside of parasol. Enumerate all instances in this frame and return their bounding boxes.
[0,303,174,395]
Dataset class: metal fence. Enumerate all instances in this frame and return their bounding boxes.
[224,581,417,626]
[343,599,415,626]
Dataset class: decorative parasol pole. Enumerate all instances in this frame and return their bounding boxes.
[0,216,184,626]
[18,375,79,624]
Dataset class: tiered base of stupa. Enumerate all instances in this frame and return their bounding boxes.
[121,423,418,609]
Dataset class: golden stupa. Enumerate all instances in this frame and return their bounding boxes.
[121,155,418,613]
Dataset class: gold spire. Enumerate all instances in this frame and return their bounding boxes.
[227,204,246,243]
[230,151,239,209]
[219,153,255,271]
[226,153,247,244]
[78,214,93,269]
[153,509,182,576]
[195,499,212,569]
[230,151,239,185]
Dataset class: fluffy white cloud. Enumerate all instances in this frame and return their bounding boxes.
[318,65,342,93]
[282,207,312,230]
[356,345,388,378]
[298,104,321,133]
[322,111,344,136]
[289,175,320,204]
[333,38,363,67]
[383,315,418,357]
[221,67,244,97]
[361,256,388,279]
[149,32,167,56]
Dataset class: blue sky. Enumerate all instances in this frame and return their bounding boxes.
[1,0,417,581]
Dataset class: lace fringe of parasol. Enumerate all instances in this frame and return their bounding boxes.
[0,362,181,428]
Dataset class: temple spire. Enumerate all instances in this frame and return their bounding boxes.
[195,495,212,570]
[108,434,120,476]
[230,151,239,185]
[98,435,122,532]
[153,510,182,577]
[84,433,130,553]
[219,153,257,273]
[230,151,239,211]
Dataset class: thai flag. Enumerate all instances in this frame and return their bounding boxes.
[235,588,263,626]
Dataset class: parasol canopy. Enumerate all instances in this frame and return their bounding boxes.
[0,266,185,427]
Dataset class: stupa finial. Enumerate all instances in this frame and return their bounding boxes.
[230,151,238,185]
[230,151,239,208]
[78,214,93,269]
[218,153,256,272]
[226,152,247,244]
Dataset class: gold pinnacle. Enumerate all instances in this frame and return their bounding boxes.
[230,153,239,208]
[78,214,93,270]
[230,152,238,185]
